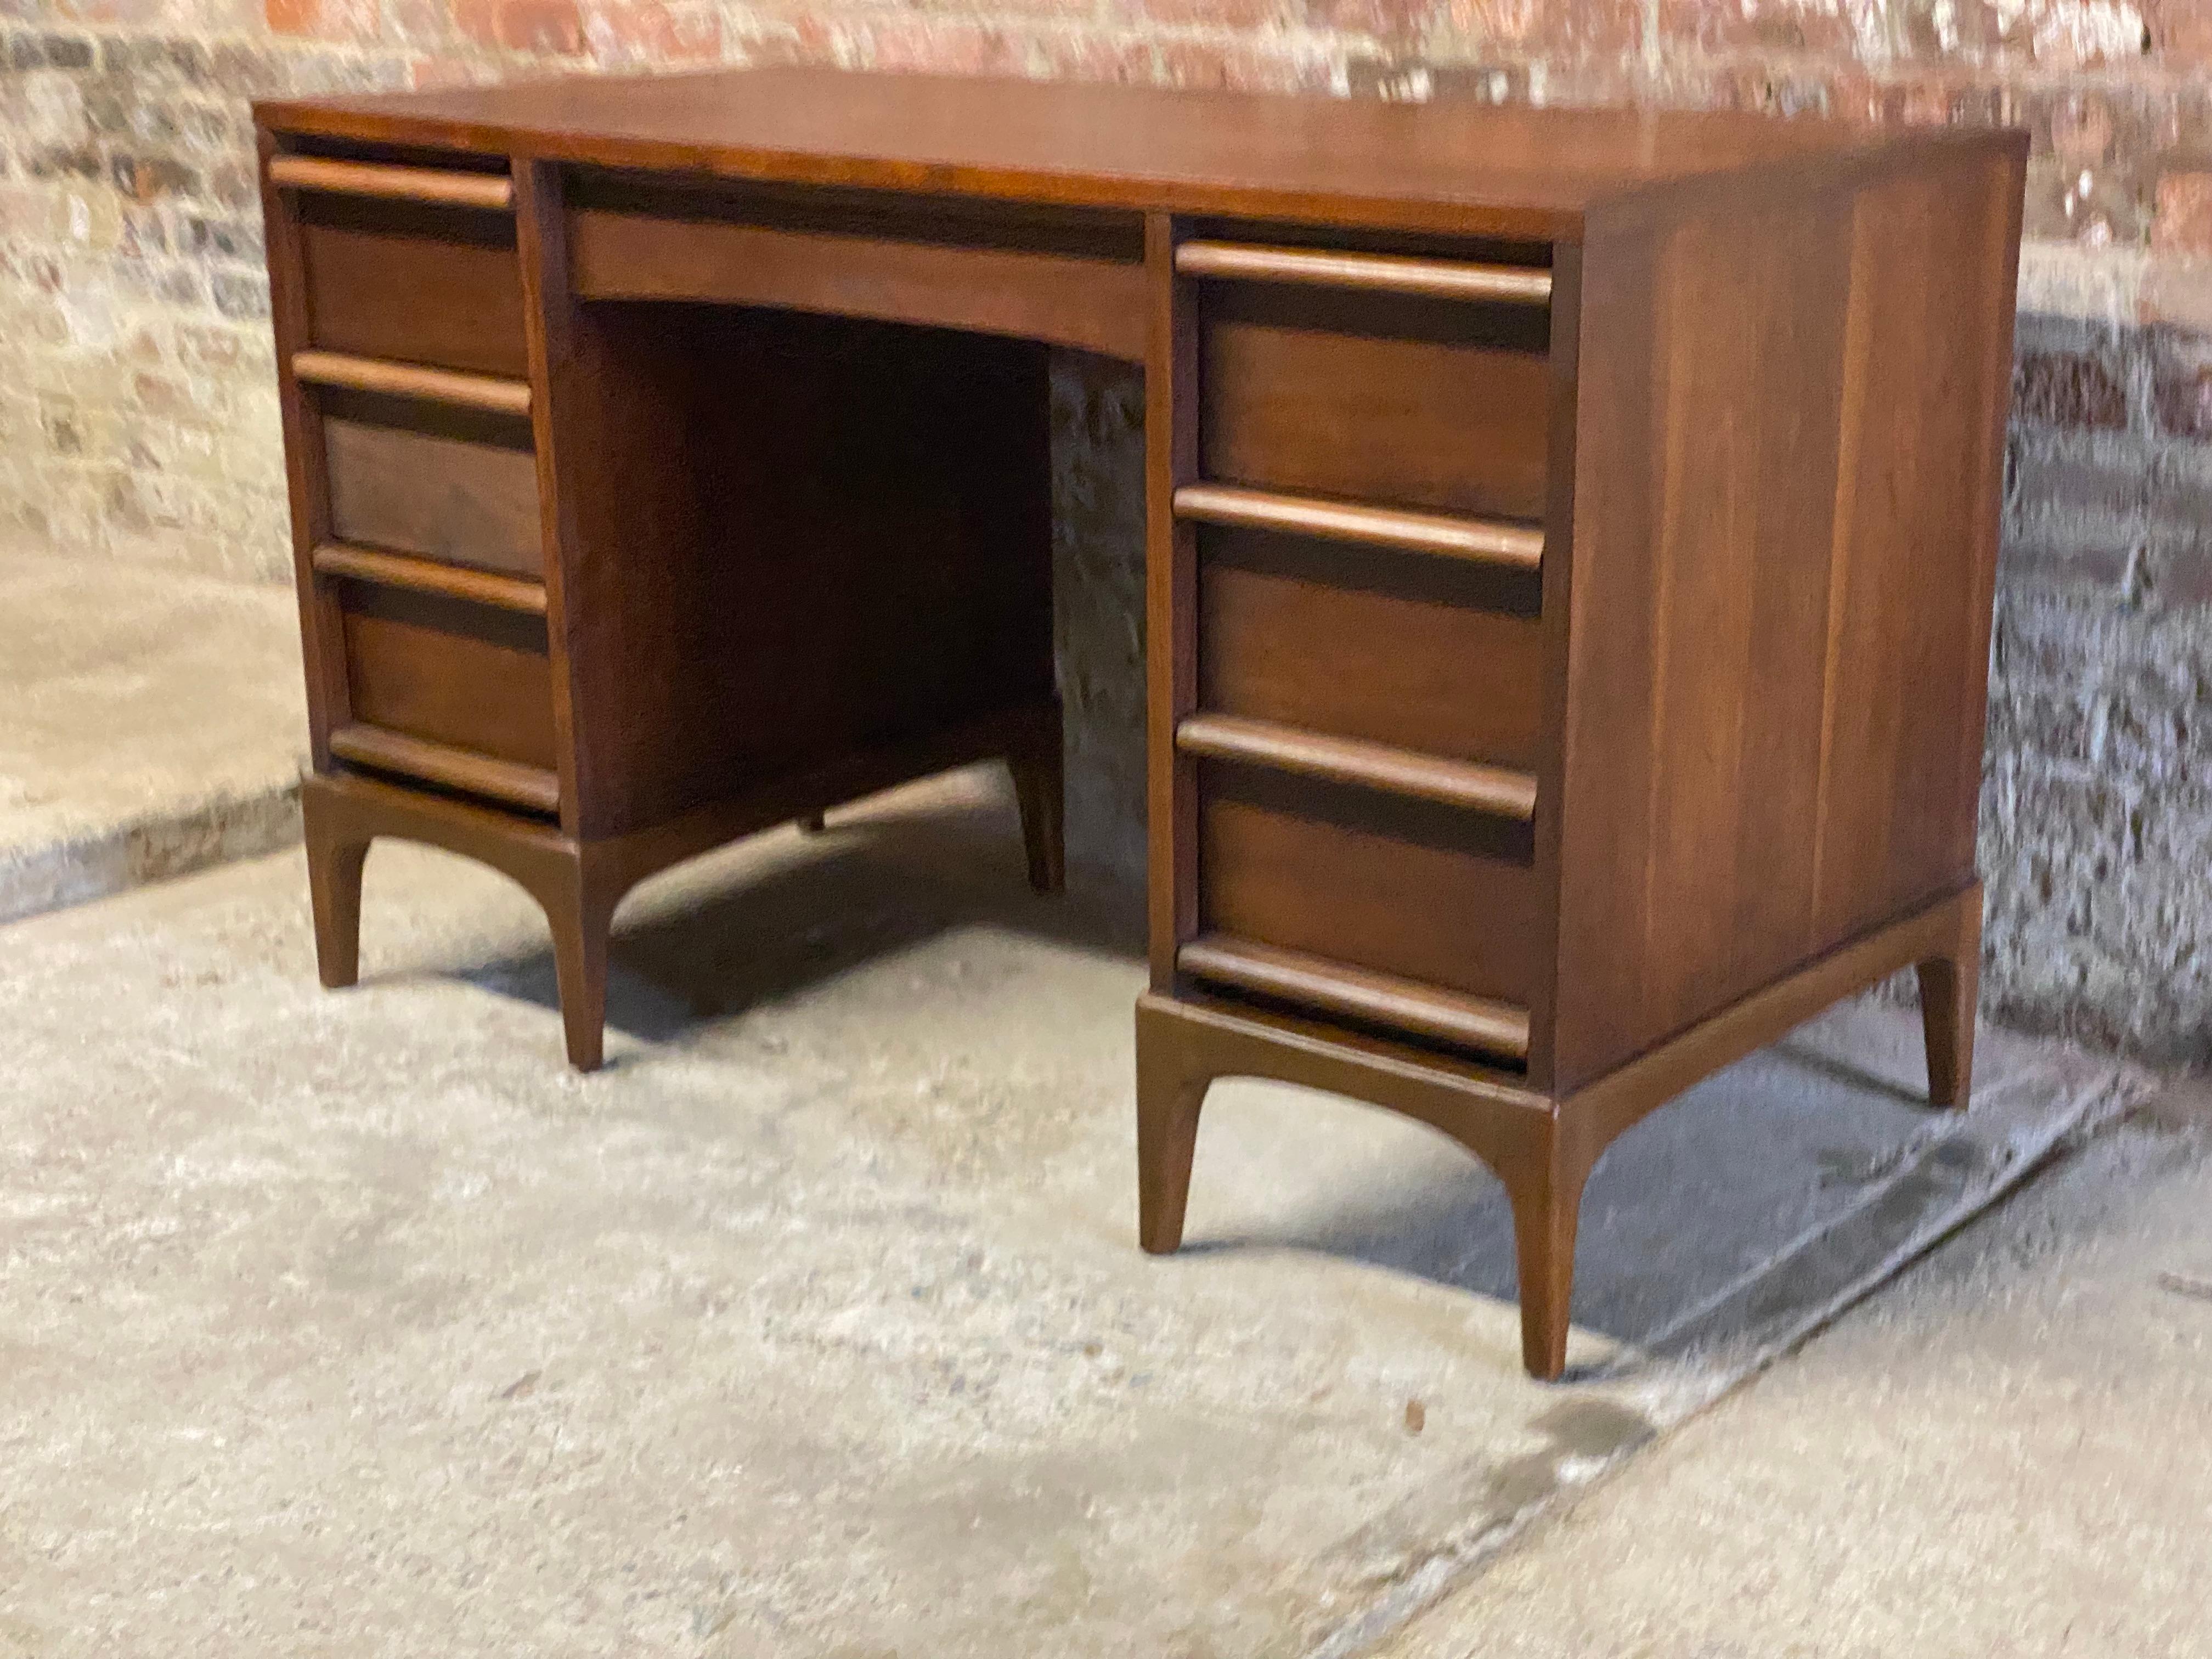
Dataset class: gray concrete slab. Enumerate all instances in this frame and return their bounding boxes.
[1372,1091,2212,1659]
[0,550,305,925]
[0,771,2153,1658]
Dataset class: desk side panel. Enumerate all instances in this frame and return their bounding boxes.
[1551,139,2025,1094]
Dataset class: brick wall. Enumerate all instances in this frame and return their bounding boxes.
[7,0,2212,1055]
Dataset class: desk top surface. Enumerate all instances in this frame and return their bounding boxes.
[259,65,2021,240]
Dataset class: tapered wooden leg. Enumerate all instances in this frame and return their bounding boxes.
[1915,888,1983,1109]
[1505,1144,1589,1383]
[1007,714,1065,896]
[301,798,370,991]
[1135,1018,1211,1254]
[540,867,623,1074]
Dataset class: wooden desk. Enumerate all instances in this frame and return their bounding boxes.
[255,69,2026,1378]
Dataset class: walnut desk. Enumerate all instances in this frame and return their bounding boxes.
[254,69,2026,1378]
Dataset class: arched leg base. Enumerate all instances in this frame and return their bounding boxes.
[1133,990,1588,1378]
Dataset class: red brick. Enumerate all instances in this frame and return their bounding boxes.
[580,0,721,63]
[1966,0,2155,64]
[1659,0,1870,57]
[452,0,586,54]
[1132,0,1286,31]
[264,0,378,42]
[2142,0,2212,62]
[2154,171,2212,258]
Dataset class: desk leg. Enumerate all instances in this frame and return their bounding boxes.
[543,856,624,1074]
[302,786,370,990]
[1503,1138,1592,1383]
[1007,700,1065,894]
[1914,881,1983,1109]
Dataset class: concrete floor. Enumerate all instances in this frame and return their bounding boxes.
[0,537,2196,1655]
[0,550,304,924]
[1378,1093,2212,1659]
[0,767,2157,1657]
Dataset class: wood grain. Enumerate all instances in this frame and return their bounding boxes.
[256,66,2016,244]
[295,350,532,415]
[1173,484,1542,568]
[272,154,515,209]
[322,414,543,577]
[1197,524,1544,770]
[253,79,2025,1377]
[339,584,557,771]
[1548,148,2024,1092]
[1198,282,1550,520]
[1199,764,1542,1008]
[298,196,528,378]
[1176,240,1551,303]
[1177,713,1537,820]
[1179,933,1531,1060]
[257,125,349,768]
[1147,211,1201,990]
[533,301,1055,840]
[570,208,1147,362]
[314,541,547,613]
[328,723,561,814]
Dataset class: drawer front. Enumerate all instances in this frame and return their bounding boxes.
[1198,282,1549,520]
[1198,524,1544,770]
[300,195,529,379]
[340,586,556,770]
[323,398,541,578]
[1198,761,1543,1008]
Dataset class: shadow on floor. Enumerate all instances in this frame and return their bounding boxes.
[447,777,1144,1054]
[408,774,2028,1363]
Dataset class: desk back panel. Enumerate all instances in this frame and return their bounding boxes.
[538,298,1053,839]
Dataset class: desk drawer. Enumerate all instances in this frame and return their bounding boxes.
[338,585,556,774]
[1198,525,1544,771]
[321,394,542,579]
[1197,761,1542,1012]
[1198,280,1550,520]
[300,195,529,379]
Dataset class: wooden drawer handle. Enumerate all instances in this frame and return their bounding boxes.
[268,154,515,211]
[329,724,560,815]
[1174,483,1542,569]
[1175,240,1551,304]
[313,543,547,616]
[293,351,533,417]
[1177,713,1537,821]
[1180,934,1531,1062]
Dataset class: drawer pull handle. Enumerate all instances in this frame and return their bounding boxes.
[1175,241,1551,304]
[1175,483,1542,569]
[1180,934,1531,1062]
[268,154,515,211]
[313,543,548,616]
[293,351,533,417]
[1177,714,1537,821]
[329,724,559,815]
